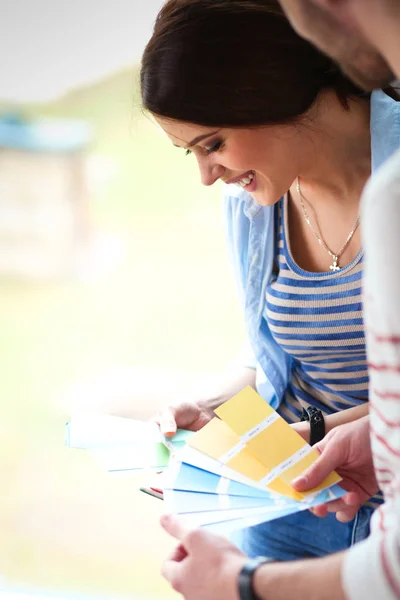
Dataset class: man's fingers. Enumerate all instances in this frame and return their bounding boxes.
[167,543,188,563]
[310,503,328,518]
[310,490,362,519]
[292,446,341,492]
[161,559,182,591]
[160,514,190,542]
[343,491,363,506]
[329,494,361,523]
[337,507,359,523]
[324,491,362,512]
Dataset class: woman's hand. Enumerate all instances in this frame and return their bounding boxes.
[154,400,215,437]
[153,366,257,436]
[290,420,310,443]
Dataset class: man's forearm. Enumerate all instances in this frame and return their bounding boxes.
[253,552,346,600]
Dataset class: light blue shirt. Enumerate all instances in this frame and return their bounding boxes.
[224,90,400,409]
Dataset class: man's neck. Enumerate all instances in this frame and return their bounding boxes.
[353,2,400,83]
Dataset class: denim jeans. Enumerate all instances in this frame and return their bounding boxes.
[233,505,373,561]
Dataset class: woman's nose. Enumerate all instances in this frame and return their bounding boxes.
[198,158,225,187]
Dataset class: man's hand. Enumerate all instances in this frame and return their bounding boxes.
[292,416,379,522]
[160,514,246,600]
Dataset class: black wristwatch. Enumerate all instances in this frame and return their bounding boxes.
[238,556,276,600]
[301,406,325,446]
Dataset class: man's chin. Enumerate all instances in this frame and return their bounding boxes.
[340,61,394,92]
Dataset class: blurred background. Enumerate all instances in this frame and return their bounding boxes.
[0,1,245,599]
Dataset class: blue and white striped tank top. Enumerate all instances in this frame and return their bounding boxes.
[265,196,367,423]
[264,196,382,508]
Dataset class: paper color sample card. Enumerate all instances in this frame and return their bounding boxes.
[66,415,193,471]
[164,489,283,513]
[166,460,344,510]
[199,482,346,535]
[66,414,193,450]
[65,414,163,449]
[215,387,341,496]
[187,416,305,500]
[66,400,346,537]
[90,441,170,471]
[163,458,346,536]
[164,461,275,498]
[88,436,188,472]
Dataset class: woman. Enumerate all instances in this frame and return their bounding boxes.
[140,0,399,560]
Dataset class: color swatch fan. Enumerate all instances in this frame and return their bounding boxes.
[163,386,345,534]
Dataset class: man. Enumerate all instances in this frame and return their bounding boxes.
[160,2,400,599]
[278,0,399,92]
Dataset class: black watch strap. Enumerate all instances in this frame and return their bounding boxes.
[301,406,325,446]
[238,556,276,600]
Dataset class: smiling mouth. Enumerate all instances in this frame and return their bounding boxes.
[226,170,255,188]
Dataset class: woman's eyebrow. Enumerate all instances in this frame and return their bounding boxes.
[186,131,219,148]
[172,130,219,150]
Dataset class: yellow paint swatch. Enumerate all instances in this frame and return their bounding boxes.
[278,451,341,493]
[187,417,238,460]
[187,417,270,480]
[215,388,277,436]
[187,417,305,501]
[215,386,341,495]
[215,387,306,468]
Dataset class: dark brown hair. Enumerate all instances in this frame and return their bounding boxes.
[140,0,368,127]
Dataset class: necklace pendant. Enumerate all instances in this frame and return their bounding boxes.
[329,256,340,271]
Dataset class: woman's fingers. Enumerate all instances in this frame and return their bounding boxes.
[157,406,178,436]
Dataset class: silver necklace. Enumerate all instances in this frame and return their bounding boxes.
[296,177,360,272]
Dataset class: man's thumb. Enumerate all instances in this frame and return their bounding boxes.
[292,445,341,492]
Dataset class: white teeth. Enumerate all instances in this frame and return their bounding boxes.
[235,172,254,188]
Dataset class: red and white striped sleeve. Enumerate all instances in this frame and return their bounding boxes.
[342,149,400,600]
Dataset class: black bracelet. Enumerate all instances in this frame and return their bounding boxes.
[238,556,276,600]
[300,406,325,446]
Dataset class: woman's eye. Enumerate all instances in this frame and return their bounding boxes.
[185,149,192,156]
[205,140,223,155]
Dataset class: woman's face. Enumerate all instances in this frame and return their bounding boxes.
[155,116,306,206]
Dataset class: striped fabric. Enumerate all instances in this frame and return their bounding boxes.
[342,135,400,600]
[264,197,382,508]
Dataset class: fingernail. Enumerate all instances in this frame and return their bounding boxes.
[344,495,357,506]
[292,475,307,487]
[160,513,170,526]
[162,425,175,436]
